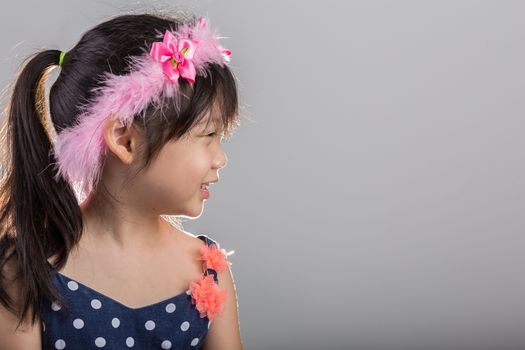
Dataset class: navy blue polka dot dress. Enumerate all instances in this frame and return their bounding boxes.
[40,235,221,349]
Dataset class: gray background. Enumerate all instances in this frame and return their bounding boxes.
[1,1,524,349]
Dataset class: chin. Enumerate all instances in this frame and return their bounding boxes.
[180,203,205,219]
[180,212,203,220]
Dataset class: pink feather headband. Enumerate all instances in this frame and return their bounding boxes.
[50,17,231,202]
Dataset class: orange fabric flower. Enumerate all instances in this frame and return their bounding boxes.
[198,241,230,273]
[189,274,227,321]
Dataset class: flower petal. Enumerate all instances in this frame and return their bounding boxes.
[178,38,197,59]
[178,60,196,84]
[162,30,178,54]
[162,60,180,82]
[150,42,173,63]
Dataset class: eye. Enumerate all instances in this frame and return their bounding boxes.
[206,132,216,137]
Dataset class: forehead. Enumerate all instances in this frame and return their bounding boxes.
[196,115,221,127]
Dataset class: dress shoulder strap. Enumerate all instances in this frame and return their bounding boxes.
[197,234,220,283]
[197,234,218,247]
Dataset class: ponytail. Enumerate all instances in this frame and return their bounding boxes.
[0,49,83,330]
[0,12,241,332]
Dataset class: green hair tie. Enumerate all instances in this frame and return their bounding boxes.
[59,51,67,66]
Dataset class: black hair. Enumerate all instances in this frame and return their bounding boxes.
[0,12,240,330]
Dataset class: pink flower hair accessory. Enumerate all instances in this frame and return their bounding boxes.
[189,274,227,321]
[150,30,198,83]
[50,16,232,203]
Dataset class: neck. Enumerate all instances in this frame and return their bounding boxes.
[79,188,178,253]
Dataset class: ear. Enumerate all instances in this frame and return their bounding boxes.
[103,117,141,165]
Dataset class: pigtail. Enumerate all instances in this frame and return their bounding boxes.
[0,49,83,330]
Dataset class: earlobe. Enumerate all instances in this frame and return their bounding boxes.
[103,117,136,165]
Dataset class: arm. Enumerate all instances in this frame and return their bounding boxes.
[202,264,243,350]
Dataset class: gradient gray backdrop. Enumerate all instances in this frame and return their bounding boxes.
[1,1,524,349]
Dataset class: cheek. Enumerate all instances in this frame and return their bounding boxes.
[149,155,192,188]
[144,152,205,194]
[134,160,193,210]
[134,141,212,198]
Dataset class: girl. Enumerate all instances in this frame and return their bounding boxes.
[0,12,243,350]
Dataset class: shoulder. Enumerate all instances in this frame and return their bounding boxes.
[179,229,220,249]
[0,253,42,349]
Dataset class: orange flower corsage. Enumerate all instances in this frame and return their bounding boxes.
[197,241,231,273]
[189,274,227,320]
[189,240,233,320]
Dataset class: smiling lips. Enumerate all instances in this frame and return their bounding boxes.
[200,184,210,199]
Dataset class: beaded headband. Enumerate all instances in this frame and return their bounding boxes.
[50,17,231,202]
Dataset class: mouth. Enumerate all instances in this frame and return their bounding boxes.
[200,184,210,199]
[200,179,218,200]
[202,179,219,186]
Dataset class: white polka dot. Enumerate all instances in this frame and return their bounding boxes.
[73,318,84,329]
[161,340,172,349]
[165,303,176,313]
[91,299,102,309]
[145,320,155,330]
[111,317,120,328]
[51,301,61,311]
[190,338,200,346]
[208,320,212,329]
[180,321,190,331]
[186,289,192,295]
[67,281,79,291]
[126,337,135,347]
[95,337,106,347]
[55,339,66,349]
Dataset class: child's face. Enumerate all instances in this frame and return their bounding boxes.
[132,114,227,218]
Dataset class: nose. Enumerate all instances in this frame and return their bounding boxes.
[213,145,228,170]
